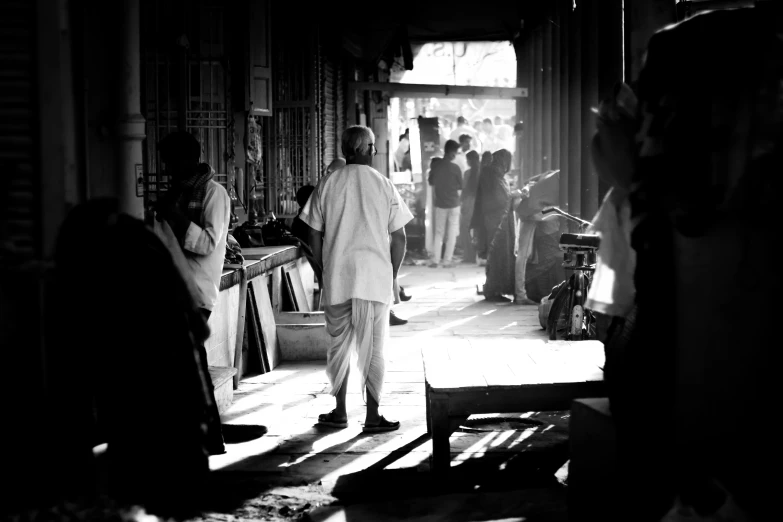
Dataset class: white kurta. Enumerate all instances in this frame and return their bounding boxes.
[300,164,413,306]
[153,180,230,311]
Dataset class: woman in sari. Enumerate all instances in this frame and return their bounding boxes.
[471,151,496,264]
[459,150,481,264]
[472,149,517,301]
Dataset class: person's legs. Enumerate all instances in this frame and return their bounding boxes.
[460,201,476,264]
[442,206,461,263]
[323,300,355,424]
[432,207,447,265]
[198,309,226,453]
[361,300,395,428]
[200,309,268,444]
[482,211,515,302]
[366,385,381,423]
[389,280,408,326]
[335,365,350,419]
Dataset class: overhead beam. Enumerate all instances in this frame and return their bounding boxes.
[349,82,528,99]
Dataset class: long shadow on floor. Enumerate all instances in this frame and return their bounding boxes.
[301,440,571,522]
[329,438,569,505]
[201,431,569,516]
[196,274,554,515]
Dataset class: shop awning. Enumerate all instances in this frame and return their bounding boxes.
[323,1,548,67]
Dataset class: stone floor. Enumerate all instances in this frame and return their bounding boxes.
[194,263,571,521]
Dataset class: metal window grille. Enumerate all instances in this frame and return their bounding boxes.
[269,27,317,217]
[140,0,232,204]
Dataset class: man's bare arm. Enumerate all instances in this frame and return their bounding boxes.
[307,224,323,270]
[390,227,407,280]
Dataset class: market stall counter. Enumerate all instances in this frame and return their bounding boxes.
[205,245,319,413]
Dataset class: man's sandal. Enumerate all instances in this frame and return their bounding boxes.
[317,410,348,428]
[362,416,400,433]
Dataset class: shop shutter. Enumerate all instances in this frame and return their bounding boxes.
[248,0,272,116]
[322,51,337,170]
[0,0,39,263]
[335,52,350,149]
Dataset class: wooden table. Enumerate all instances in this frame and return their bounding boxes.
[422,339,606,472]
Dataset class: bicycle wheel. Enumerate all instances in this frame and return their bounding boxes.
[547,275,597,340]
[547,281,572,340]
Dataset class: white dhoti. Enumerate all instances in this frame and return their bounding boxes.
[324,298,390,403]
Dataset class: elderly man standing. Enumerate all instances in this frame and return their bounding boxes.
[301,125,413,432]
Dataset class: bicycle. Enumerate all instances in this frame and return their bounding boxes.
[540,206,600,341]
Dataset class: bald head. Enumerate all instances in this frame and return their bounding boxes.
[341,125,375,166]
[326,158,346,175]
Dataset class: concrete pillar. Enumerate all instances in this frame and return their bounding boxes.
[580,0,600,221]
[37,0,79,257]
[558,0,571,212]
[567,6,582,220]
[542,19,553,173]
[513,37,528,185]
[115,0,145,219]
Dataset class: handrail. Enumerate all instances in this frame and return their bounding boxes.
[541,206,592,229]
[527,169,560,184]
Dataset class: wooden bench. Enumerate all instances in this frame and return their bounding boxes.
[422,339,606,472]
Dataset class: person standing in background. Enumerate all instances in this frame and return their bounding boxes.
[291,184,317,244]
[428,140,463,268]
[480,118,499,153]
[393,129,410,171]
[494,116,515,154]
[473,149,517,302]
[450,116,481,152]
[472,151,495,265]
[460,150,481,265]
[453,134,472,175]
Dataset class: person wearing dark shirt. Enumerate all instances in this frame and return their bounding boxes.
[427,140,463,268]
[292,184,316,244]
[293,159,346,244]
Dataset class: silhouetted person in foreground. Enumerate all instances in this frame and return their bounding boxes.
[153,131,266,452]
[52,198,215,517]
[599,4,782,520]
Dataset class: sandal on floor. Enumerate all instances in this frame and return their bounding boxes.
[317,410,348,428]
[362,416,401,433]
